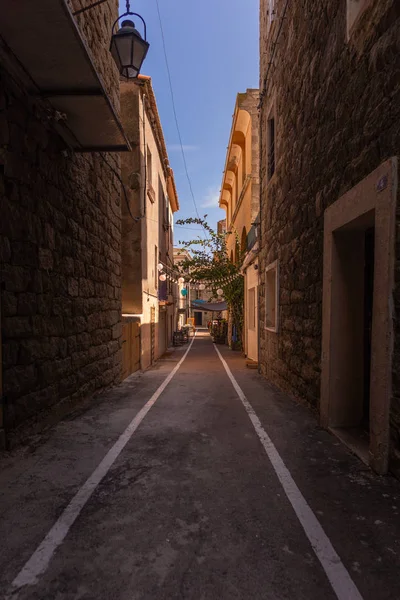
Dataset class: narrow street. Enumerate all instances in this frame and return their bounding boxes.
[0,331,399,600]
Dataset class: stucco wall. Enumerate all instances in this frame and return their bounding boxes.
[223,90,260,263]
[121,84,142,315]
[259,0,400,468]
[121,81,175,370]
[0,4,122,436]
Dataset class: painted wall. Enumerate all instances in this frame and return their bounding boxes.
[245,261,259,362]
[121,80,177,370]
[219,89,260,354]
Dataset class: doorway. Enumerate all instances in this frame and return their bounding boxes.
[363,227,374,434]
[194,311,203,327]
[321,158,396,474]
[325,215,375,457]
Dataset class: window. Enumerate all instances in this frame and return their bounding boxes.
[241,227,248,255]
[347,0,369,39]
[241,143,246,186]
[267,0,276,30]
[154,245,158,289]
[267,117,275,180]
[265,260,279,332]
[146,146,152,187]
[248,287,256,330]
[147,147,155,202]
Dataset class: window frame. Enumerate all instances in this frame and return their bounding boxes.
[265,260,279,333]
[146,146,152,188]
[248,286,256,331]
[267,0,276,32]
[267,116,276,181]
[265,94,277,185]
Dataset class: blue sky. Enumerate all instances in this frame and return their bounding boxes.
[120,0,259,244]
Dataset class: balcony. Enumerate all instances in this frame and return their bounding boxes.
[0,0,130,152]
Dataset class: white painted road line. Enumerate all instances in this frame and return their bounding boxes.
[10,335,197,593]
[213,344,364,600]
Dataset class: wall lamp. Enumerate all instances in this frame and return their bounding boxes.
[73,0,149,79]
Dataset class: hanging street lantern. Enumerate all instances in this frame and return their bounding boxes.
[157,263,164,272]
[217,288,224,297]
[110,1,149,79]
[159,273,167,282]
[199,283,206,291]
[181,289,188,297]
[178,277,185,284]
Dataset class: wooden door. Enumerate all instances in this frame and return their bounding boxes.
[150,307,155,364]
[122,321,141,380]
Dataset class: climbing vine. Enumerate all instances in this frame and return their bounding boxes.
[176,217,245,349]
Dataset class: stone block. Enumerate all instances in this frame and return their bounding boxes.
[11,241,38,268]
[91,328,111,346]
[68,278,79,297]
[17,292,37,316]
[2,316,32,339]
[112,322,122,340]
[38,248,54,270]
[3,364,37,398]
[38,357,72,385]
[0,112,10,146]
[64,316,87,335]
[0,235,11,263]
[2,340,19,368]
[2,264,32,293]
[2,291,18,316]
[32,315,64,337]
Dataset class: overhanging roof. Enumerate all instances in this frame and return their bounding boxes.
[0,0,130,151]
[191,300,228,312]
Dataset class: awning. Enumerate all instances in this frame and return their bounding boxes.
[0,0,130,151]
[191,301,228,312]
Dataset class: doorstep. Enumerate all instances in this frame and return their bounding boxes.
[246,360,258,369]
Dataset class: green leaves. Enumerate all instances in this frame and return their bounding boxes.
[176,217,244,349]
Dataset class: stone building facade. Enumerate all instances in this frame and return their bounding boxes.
[259,0,400,475]
[121,76,179,370]
[0,0,124,445]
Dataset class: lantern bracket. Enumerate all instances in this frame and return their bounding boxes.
[111,11,147,41]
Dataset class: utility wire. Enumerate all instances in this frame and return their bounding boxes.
[155,0,205,236]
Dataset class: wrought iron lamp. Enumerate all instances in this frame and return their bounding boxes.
[110,1,149,79]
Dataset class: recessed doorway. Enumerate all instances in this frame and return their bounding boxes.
[321,159,397,474]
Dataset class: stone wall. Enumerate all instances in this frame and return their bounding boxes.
[0,2,122,438]
[259,1,400,466]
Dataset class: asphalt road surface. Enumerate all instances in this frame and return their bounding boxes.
[1,331,399,600]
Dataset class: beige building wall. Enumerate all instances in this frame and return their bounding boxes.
[121,77,179,371]
[219,89,260,358]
